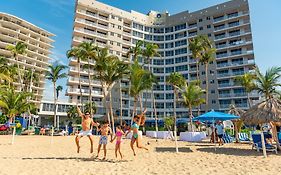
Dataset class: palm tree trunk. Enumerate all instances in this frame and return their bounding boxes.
[173,88,179,153]
[87,58,93,115]
[119,80,123,126]
[139,95,143,113]
[78,61,83,108]
[152,91,158,132]
[205,64,209,112]
[247,93,251,108]
[108,87,115,134]
[16,55,23,91]
[189,104,193,132]
[53,82,57,128]
[102,85,111,126]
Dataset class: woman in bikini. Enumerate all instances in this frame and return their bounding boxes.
[111,126,125,159]
[126,109,148,156]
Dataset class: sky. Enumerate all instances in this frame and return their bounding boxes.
[0,0,280,102]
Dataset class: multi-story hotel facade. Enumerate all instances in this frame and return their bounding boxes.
[67,0,259,120]
[0,13,54,106]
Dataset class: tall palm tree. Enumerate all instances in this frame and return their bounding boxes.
[77,42,98,115]
[66,106,78,122]
[182,81,205,131]
[254,66,281,100]
[142,42,161,130]
[56,85,63,99]
[129,61,156,121]
[46,62,67,128]
[67,46,84,106]
[84,102,97,115]
[199,47,216,111]
[126,40,143,61]
[23,68,39,93]
[166,72,186,153]
[6,41,27,91]
[93,53,129,132]
[234,73,256,107]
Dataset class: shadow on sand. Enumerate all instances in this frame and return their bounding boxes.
[155,147,192,153]
[21,157,129,163]
[197,147,279,156]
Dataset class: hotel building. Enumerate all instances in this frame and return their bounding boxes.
[67,0,259,120]
[0,13,54,106]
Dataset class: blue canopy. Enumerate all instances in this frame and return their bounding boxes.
[194,110,240,122]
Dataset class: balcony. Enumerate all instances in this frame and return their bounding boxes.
[219,104,231,109]
[215,34,226,40]
[218,83,234,88]
[219,93,231,98]
[235,103,248,108]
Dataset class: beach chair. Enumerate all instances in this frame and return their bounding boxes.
[238,133,250,142]
[251,134,277,154]
[222,133,234,143]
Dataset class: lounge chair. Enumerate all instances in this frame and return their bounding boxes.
[222,133,234,143]
[238,133,250,142]
[251,134,277,154]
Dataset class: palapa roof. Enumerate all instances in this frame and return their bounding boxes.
[228,104,245,117]
[241,98,281,125]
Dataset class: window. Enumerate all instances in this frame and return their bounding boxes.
[118,26,122,30]
[175,56,188,63]
[110,32,114,36]
[133,23,144,30]
[199,27,203,30]
[117,43,121,46]
[175,39,187,47]
[165,50,174,57]
[211,90,215,94]
[110,41,113,45]
[175,65,188,71]
[165,34,174,41]
[175,48,187,55]
[165,42,174,49]
[210,80,215,84]
[145,34,152,41]
[111,15,115,19]
[153,59,164,65]
[175,23,186,31]
[207,25,211,29]
[206,16,211,20]
[175,31,187,39]
[165,67,174,73]
[165,58,174,65]
[117,34,121,38]
[166,85,173,90]
[212,100,216,104]
[166,93,174,99]
[165,27,174,33]
[154,28,164,33]
[208,33,212,37]
[199,18,203,22]
[154,35,164,41]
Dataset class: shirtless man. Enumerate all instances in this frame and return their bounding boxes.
[96,121,112,160]
[75,106,99,153]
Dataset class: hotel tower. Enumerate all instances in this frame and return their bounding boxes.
[0,13,54,106]
[67,0,259,119]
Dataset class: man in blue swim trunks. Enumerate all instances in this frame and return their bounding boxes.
[96,121,112,160]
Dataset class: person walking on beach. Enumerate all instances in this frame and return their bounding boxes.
[125,109,148,156]
[216,121,224,146]
[75,106,99,153]
[111,125,125,159]
[96,121,112,160]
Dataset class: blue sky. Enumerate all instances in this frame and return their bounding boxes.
[0,0,280,102]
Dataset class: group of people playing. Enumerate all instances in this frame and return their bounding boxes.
[75,106,148,160]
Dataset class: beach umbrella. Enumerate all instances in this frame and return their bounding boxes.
[194,110,240,122]
[242,98,281,157]
[228,105,245,142]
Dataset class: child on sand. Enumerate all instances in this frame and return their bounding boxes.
[125,109,148,156]
[96,121,112,160]
[111,126,125,159]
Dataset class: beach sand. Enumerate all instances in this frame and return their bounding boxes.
[0,135,280,175]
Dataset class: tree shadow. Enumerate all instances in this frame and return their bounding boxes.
[197,147,279,156]
[155,147,192,153]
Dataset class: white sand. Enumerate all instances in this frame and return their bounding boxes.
[0,135,281,175]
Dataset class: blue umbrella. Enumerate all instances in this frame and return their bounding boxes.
[194,110,240,122]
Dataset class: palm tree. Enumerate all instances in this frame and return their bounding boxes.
[182,81,205,131]
[67,46,84,106]
[46,62,67,128]
[235,73,256,107]
[166,72,186,152]
[66,106,78,122]
[23,68,39,92]
[142,42,161,130]
[56,85,63,99]
[126,40,143,61]
[0,88,33,122]
[6,41,27,91]
[129,61,156,121]
[254,67,281,100]
[94,53,129,132]
[199,47,216,111]
[84,102,97,115]
[77,42,98,115]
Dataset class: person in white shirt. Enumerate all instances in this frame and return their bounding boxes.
[216,121,224,146]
